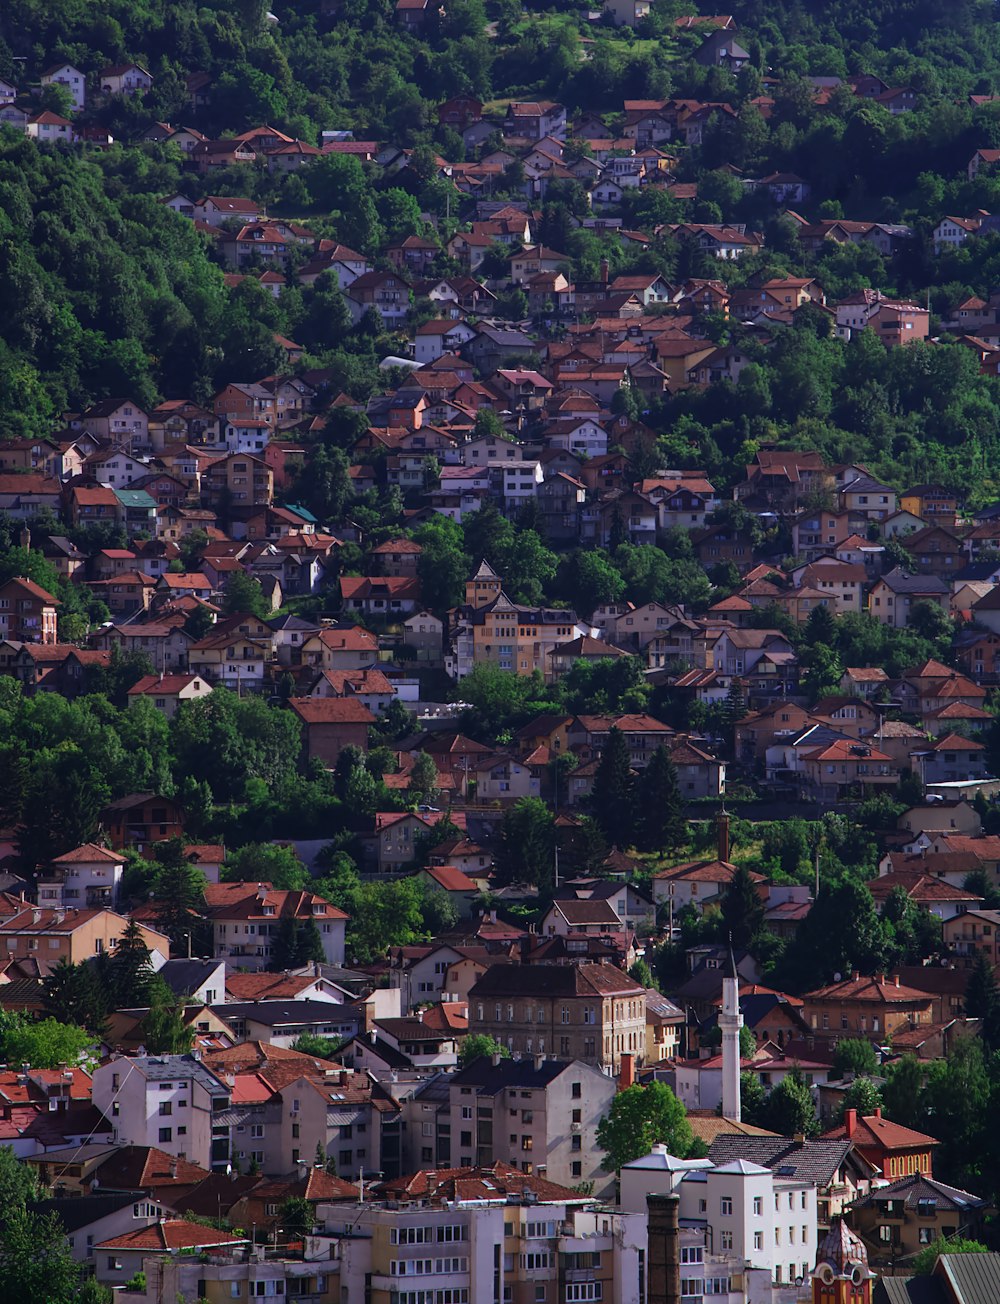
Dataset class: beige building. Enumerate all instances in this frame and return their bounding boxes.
[0,907,168,976]
[468,961,646,1072]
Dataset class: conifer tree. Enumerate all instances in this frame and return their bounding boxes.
[590,726,634,849]
[635,745,686,854]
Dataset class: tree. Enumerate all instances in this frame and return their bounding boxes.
[634,746,686,855]
[140,981,196,1056]
[458,1034,512,1067]
[881,1055,925,1130]
[590,727,634,849]
[833,1038,879,1079]
[909,1237,990,1276]
[964,950,1000,1050]
[223,843,311,891]
[760,1070,819,1137]
[40,958,110,1035]
[0,1206,83,1304]
[838,1076,883,1121]
[291,1033,343,1060]
[108,918,155,1010]
[148,838,208,952]
[0,1011,94,1070]
[279,1196,315,1241]
[220,570,271,619]
[495,798,556,892]
[719,863,766,952]
[271,917,326,971]
[409,752,440,805]
[597,1082,695,1171]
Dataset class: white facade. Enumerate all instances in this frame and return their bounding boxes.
[622,1148,819,1290]
[92,1054,233,1172]
[41,63,86,111]
[502,459,543,510]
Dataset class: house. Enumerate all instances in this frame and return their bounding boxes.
[603,0,651,26]
[652,860,764,913]
[205,882,347,971]
[99,63,153,96]
[26,111,76,142]
[287,696,374,767]
[40,63,86,112]
[125,674,213,719]
[0,577,59,644]
[868,569,950,627]
[0,908,168,978]
[803,974,934,1043]
[503,101,567,142]
[36,843,125,911]
[849,1173,992,1270]
[467,962,645,1072]
[101,794,185,852]
[339,575,421,619]
[824,1109,938,1183]
[694,29,751,70]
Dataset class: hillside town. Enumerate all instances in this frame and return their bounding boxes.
[5,2,1000,1304]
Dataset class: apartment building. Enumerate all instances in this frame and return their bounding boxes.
[0,906,168,976]
[36,842,125,910]
[92,1053,234,1172]
[621,1143,819,1290]
[407,1054,617,1195]
[468,963,646,1072]
[323,1164,645,1304]
[205,881,348,971]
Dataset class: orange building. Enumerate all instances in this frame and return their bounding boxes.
[824,1108,937,1181]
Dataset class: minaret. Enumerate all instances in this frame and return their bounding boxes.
[720,940,743,1122]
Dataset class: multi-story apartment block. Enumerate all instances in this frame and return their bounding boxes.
[92,1054,234,1172]
[36,842,124,910]
[621,1143,819,1291]
[323,1164,645,1304]
[468,963,646,1073]
[407,1054,617,1195]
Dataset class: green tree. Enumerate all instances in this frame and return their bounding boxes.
[271,917,326,971]
[108,918,156,1010]
[590,727,634,849]
[634,746,686,855]
[409,752,440,805]
[140,979,195,1056]
[495,798,556,892]
[833,1039,879,1079]
[0,1206,83,1304]
[760,1070,819,1137]
[221,570,271,618]
[458,1034,512,1067]
[838,1076,883,1121]
[40,958,109,1036]
[279,1196,315,1240]
[720,864,766,951]
[149,838,208,953]
[224,843,311,891]
[909,1238,990,1276]
[881,1056,925,1130]
[0,1011,93,1070]
[291,1033,343,1060]
[597,1082,695,1171]
[964,950,1000,1051]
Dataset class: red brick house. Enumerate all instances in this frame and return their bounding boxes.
[101,793,185,852]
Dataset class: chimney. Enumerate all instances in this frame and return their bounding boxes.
[844,1108,857,1138]
[716,810,730,864]
[534,1054,545,1071]
[894,974,900,987]
[619,1052,635,1092]
[600,258,609,286]
[647,1192,681,1304]
[169,1157,178,1179]
[492,1052,502,1067]
[874,1106,882,1120]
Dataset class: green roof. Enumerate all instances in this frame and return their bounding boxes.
[284,503,318,522]
[113,489,157,509]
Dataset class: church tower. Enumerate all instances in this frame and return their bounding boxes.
[812,1219,874,1304]
[719,943,742,1122]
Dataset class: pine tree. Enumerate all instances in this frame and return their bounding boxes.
[635,746,686,854]
[965,950,1000,1050]
[720,863,765,950]
[590,726,635,849]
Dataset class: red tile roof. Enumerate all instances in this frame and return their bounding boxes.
[97,1220,246,1251]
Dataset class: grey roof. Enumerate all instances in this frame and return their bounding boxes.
[853,1172,988,1212]
[874,1277,945,1304]
[157,958,222,997]
[707,1136,855,1186]
[134,1053,229,1094]
[213,1001,361,1029]
[32,1192,140,1233]
[878,567,950,595]
[449,1056,583,1092]
[936,1254,1000,1302]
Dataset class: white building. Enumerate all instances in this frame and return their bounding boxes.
[502,459,544,511]
[41,62,86,111]
[91,1053,233,1172]
[621,1146,819,1291]
[36,842,124,911]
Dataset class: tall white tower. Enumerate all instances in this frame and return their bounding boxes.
[720,943,743,1122]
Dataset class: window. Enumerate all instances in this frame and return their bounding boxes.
[753,1197,762,1216]
[159,1102,172,1116]
[158,1127,172,1143]
[720,1231,733,1250]
[754,1232,763,1251]
[720,1198,732,1216]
